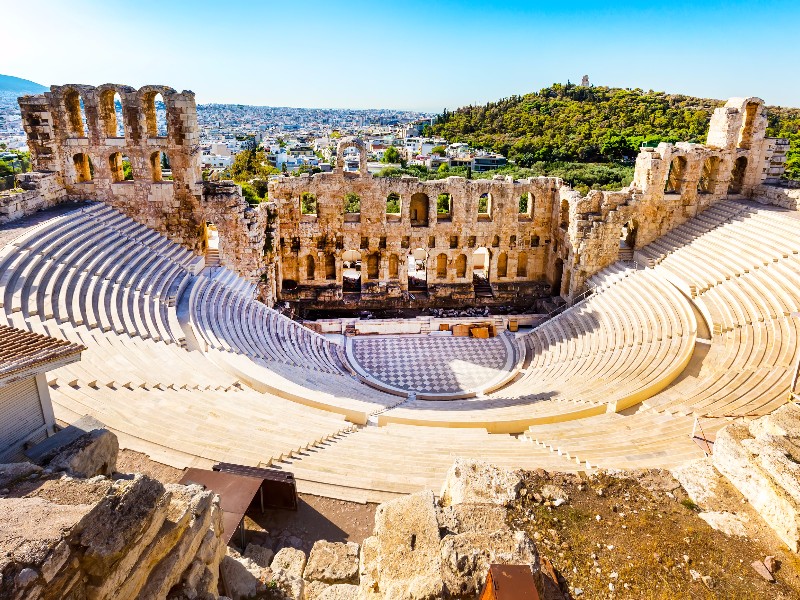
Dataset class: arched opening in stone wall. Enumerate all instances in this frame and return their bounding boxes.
[455,254,467,278]
[282,254,299,291]
[491,235,500,248]
[698,156,721,194]
[109,152,125,182]
[497,252,508,278]
[305,255,316,280]
[301,192,318,216]
[388,253,399,279]
[325,253,336,280]
[143,92,168,138]
[108,152,133,183]
[72,153,92,182]
[64,89,86,138]
[664,156,687,194]
[150,151,172,181]
[408,249,428,291]
[472,247,489,278]
[478,193,492,219]
[341,147,362,173]
[519,192,533,218]
[203,222,220,264]
[386,193,401,222]
[344,192,361,222]
[728,156,748,194]
[738,102,759,149]
[436,253,448,279]
[367,253,380,279]
[436,193,452,221]
[620,220,638,250]
[516,252,528,277]
[552,258,564,296]
[410,193,429,227]
[342,249,362,293]
[559,199,569,229]
[99,90,125,138]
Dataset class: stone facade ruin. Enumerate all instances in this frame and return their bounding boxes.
[7,86,790,310]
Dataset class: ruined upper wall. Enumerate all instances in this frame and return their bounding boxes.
[18,84,204,249]
[12,87,789,307]
[16,84,270,287]
[270,96,788,304]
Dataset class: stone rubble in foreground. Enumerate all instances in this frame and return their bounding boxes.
[1,406,799,599]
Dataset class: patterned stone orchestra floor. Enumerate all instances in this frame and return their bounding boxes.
[351,336,509,394]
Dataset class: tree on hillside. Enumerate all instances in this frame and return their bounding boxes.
[382,146,401,164]
[431,145,446,157]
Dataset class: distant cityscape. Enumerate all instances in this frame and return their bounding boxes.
[0,91,508,176]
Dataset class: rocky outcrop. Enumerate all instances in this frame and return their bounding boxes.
[304,540,359,585]
[0,472,224,600]
[439,458,523,508]
[47,428,119,478]
[360,461,544,599]
[220,544,308,600]
[713,403,800,552]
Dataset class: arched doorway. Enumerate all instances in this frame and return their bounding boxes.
[472,247,492,297]
[410,193,429,227]
[552,258,564,296]
[620,220,637,260]
[72,153,92,183]
[64,89,86,138]
[664,156,687,194]
[325,253,336,280]
[342,250,362,293]
[698,157,721,194]
[729,156,747,194]
[203,222,220,267]
[388,254,399,279]
[305,255,316,280]
[408,248,428,292]
[143,91,168,138]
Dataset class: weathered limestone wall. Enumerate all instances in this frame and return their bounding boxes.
[271,96,788,306]
[17,84,268,286]
[552,96,787,298]
[270,172,559,307]
[752,182,800,211]
[14,87,790,308]
[0,172,66,224]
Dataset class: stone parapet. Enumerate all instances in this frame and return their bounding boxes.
[0,172,66,224]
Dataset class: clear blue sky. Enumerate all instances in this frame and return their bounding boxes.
[5,0,798,111]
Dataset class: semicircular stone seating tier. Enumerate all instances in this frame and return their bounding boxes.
[1,197,799,501]
[377,269,698,431]
[519,199,800,471]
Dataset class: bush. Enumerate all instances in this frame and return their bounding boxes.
[344,191,361,213]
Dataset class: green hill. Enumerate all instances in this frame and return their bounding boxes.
[432,83,800,180]
[0,74,48,94]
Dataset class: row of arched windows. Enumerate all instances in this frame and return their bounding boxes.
[298,250,529,281]
[63,88,168,140]
[663,155,748,195]
[71,151,172,183]
[297,191,537,221]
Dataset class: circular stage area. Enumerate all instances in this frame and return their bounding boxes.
[345,335,518,398]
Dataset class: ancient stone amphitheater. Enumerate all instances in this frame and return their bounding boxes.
[2,83,798,505]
